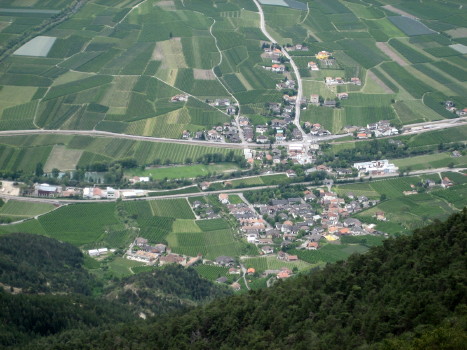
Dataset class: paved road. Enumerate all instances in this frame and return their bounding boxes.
[252,0,306,138]
[1,167,464,207]
[0,129,249,149]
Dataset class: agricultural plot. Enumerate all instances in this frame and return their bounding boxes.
[335,183,380,199]
[393,153,467,171]
[172,219,202,233]
[432,184,467,210]
[13,36,56,57]
[356,192,456,233]
[166,228,245,260]
[402,125,467,148]
[108,257,145,278]
[0,134,241,171]
[147,186,200,197]
[0,200,55,220]
[290,244,368,264]
[230,176,264,188]
[0,203,119,246]
[126,163,239,180]
[43,145,83,172]
[196,219,231,231]
[388,16,436,36]
[228,195,244,205]
[193,265,230,282]
[149,198,195,219]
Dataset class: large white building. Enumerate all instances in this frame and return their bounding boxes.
[353,160,398,175]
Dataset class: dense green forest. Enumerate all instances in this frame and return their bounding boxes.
[11,209,466,349]
[103,265,232,318]
[0,233,97,294]
[0,233,230,348]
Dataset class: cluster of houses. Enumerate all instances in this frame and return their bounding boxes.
[225,202,268,240]
[287,143,316,165]
[353,159,398,176]
[28,183,81,198]
[325,76,361,86]
[183,120,241,143]
[303,122,331,136]
[126,237,202,267]
[220,187,384,259]
[83,186,117,199]
[191,199,220,219]
[444,101,467,116]
[285,44,309,52]
[126,237,167,264]
[343,120,399,139]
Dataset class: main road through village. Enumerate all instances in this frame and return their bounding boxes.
[0,167,464,209]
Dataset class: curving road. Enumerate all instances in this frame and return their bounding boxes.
[252,0,307,138]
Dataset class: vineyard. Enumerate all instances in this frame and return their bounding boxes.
[196,219,231,231]
[0,200,55,220]
[172,219,202,233]
[167,228,246,260]
[149,199,195,219]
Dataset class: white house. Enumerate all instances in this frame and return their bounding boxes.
[353,160,398,175]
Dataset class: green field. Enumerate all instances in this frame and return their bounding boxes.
[393,153,467,171]
[0,134,242,173]
[0,200,55,220]
[166,228,248,260]
[149,199,195,219]
[0,203,119,246]
[0,0,464,138]
[193,265,230,281]
[125,163,239,180]
[107,257,146,278]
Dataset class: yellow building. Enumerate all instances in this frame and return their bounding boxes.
[315,50,331,60]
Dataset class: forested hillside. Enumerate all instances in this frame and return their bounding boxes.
[103,265,232,318]
[0,232,97,294]
[0,233,230,348]
[18,209,466,349]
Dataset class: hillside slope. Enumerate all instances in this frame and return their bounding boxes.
[0,233,231,348]
[21,209,467,349]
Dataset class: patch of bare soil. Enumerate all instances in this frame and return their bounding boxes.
[367,71,393,94]
[193,69,216,80]
[376,42,408,66]
[382,5,418,19]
